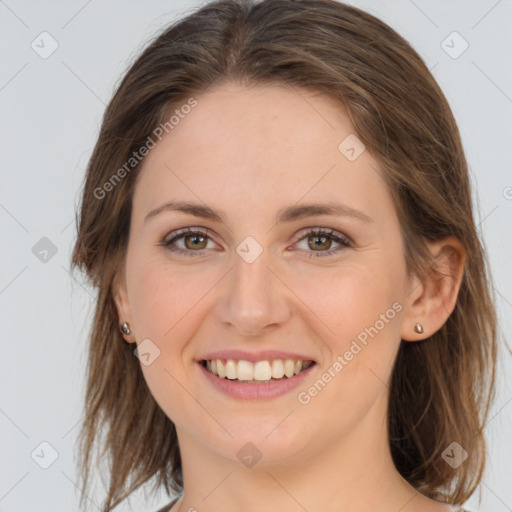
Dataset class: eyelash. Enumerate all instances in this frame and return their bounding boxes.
[159,227,352,259]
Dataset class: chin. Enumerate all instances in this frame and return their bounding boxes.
[212,420,314,465]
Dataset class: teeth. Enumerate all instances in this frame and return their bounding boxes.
[271,359,285,379]
[217,360,226,378]
[237,360,253,380]
[284,359,295,378]
[225,359,237,379]
[204,358,314,382]
[254,361,272,381]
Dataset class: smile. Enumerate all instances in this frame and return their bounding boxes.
[198,358,317,400]
[202,358,315,383]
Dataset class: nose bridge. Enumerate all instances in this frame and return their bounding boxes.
[216,241,290,334]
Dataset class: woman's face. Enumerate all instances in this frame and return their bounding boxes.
[114,82,413,466]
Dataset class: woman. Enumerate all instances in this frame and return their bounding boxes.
[70,1,498,511]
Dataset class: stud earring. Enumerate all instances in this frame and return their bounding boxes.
[120,322,131,335]
[414,323,424,334]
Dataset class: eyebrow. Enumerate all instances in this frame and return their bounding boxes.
[144,200,373,225]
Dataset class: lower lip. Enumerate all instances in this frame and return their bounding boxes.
[197,361,316,400]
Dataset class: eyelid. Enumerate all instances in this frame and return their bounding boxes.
[288,227,352,258]
[162,226,351,244]
[292,226,353,246]
[162,226,219,247]
[160,225,352,257]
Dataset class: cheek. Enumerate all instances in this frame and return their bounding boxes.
[126,257,210,424]
[130,272,176,338]
[293,260,404,392]
[292,267,403,435]
[294,262,402,341]
[127,254,209,341]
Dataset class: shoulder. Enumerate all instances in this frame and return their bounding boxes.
[155,495,180,512]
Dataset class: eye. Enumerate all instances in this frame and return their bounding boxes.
[291,228,352,258]
[159,227,352,258]
[160,227,218,257]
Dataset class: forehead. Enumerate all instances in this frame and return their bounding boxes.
[131,82,390,225]
[161,82,351,155]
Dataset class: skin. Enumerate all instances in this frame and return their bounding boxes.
[113,82,466,512]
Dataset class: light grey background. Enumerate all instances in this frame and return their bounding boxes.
[1,1,511,511]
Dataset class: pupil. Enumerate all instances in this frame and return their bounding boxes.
[310,235,329,250]
[187,235,205,249]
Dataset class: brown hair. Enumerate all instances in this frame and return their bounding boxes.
[70,1,499,510]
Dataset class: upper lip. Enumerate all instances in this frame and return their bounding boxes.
[198,350,316,363]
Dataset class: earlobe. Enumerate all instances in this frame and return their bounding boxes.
[400,236,466,342]
[112,271,136,343]
[400,271,428,342]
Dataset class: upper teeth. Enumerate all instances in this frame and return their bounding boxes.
[206,359,314,381]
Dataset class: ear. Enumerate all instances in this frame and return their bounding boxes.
[112,269,136,344]
[400,236,466,342]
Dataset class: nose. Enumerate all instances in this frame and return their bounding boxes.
[214,248,291,337]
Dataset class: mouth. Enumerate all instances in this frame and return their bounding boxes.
[200,358,316,384]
